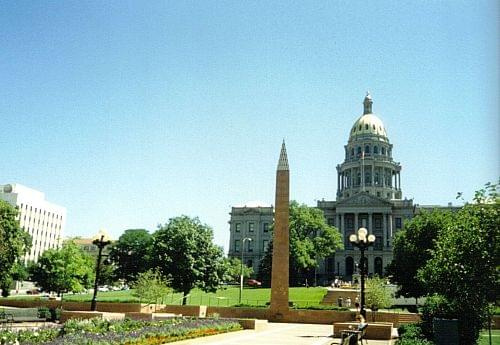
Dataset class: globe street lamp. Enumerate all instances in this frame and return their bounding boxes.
[239,237,252,304]
[90,229,112,311]
[349,227,375,318]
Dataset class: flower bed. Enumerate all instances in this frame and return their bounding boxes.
[0,317,242,345]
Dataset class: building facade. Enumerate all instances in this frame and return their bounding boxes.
[228,94,458,282]
[227,202,273,273]
[316,93,414,281]
[0,183,66,263]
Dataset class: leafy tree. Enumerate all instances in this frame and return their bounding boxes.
[365,276,393,312]
[258,201,343,287]
[108,229,153,283]
[418,182,499,345]
[30,241,95,297]
[386,210,454,302]
[0,200,31,297]
[132,269,171,305]
[152,216,226,305]
[97,260,118,287]
[223,257,253,284]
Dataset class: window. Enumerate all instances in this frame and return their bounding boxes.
[395,217,402,229]
[235,240,240,252]
[248,240,254,252]
[372,124,376,130]
[351,148,354,157]
[235,223,241,232]
[248,222,255,232]
[247,260,253,268]
[357,147,362,155]
[263,240,269,251]
[327,218,335,226]
[381,147,386,155]
[373,146,379,154]
[365,145,370,154]
[263,223,269,232]
[365,124,369,130]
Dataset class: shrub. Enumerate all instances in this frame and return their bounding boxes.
[420,294,455,339]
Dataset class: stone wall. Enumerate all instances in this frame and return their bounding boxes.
[0,299,150,313]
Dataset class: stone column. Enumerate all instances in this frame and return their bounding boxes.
[337,172,341,194]
[388,214,394,247]
[270,142,290,319]
[368,213,372,234]
[382,213,387,248]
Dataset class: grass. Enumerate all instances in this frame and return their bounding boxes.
[479,329,500,345]
[9,287,328,308]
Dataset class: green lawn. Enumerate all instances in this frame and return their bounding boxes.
[479,329,500,345]
[15,287,328,307]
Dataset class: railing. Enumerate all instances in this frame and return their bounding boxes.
[160,294,323,308]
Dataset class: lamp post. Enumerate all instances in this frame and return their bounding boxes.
[90,229,111,311]
[239,237,252,304]
[349,227,375,318]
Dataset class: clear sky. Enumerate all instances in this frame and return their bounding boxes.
[1,1,498,251]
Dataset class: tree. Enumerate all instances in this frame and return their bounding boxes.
[132,269,171,305]
[108,229,153,284]
[418,183,499,345]
[258,201,343,286]
[386,210,454,302]
[30,240,95,297]
[365,276,393,312]
[0,200,31,297]
[223,257,253,284]
[152,216,226,305]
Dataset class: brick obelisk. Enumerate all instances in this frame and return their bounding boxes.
[270,141,289,319]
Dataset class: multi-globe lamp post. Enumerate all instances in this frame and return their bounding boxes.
[90,229,112,312]
[239,237,252,304]
[349,227,375,318]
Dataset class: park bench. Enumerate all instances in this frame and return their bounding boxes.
[0,308,47,323]
[333,322,393,340]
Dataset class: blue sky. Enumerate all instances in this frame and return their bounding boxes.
[1,1,498,250]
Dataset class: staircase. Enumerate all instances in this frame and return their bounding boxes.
[320,289,359,306]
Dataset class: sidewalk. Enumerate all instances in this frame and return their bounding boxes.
[172,322,394,345]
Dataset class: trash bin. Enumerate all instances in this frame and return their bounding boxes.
[433,318,459,345]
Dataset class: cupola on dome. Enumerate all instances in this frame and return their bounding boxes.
[349,93,388,142]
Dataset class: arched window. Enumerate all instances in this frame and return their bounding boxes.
[365,124,369,130]
[359,125,362,131]
[351,148,354,157]
[365,171,371,184]
[346,257,354,277]
[247,259,253,268]
[381,147,386,155]
[357,147,362,155]
[372,124,376,130]
[365,145,370,154]
[373,146,379,154]
[357,172,361,186]
[374,257,383,276]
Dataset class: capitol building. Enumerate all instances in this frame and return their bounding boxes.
[228,93,455,282]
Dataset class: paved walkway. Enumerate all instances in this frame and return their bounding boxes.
[172,322,394,345]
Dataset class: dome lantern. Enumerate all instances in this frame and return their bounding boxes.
[363,92,373,114]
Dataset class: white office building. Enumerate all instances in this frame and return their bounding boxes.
[0,184,66,263]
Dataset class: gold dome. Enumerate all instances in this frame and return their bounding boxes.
[349,93,388,142]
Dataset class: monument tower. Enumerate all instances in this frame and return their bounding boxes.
[270,141,290,318]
